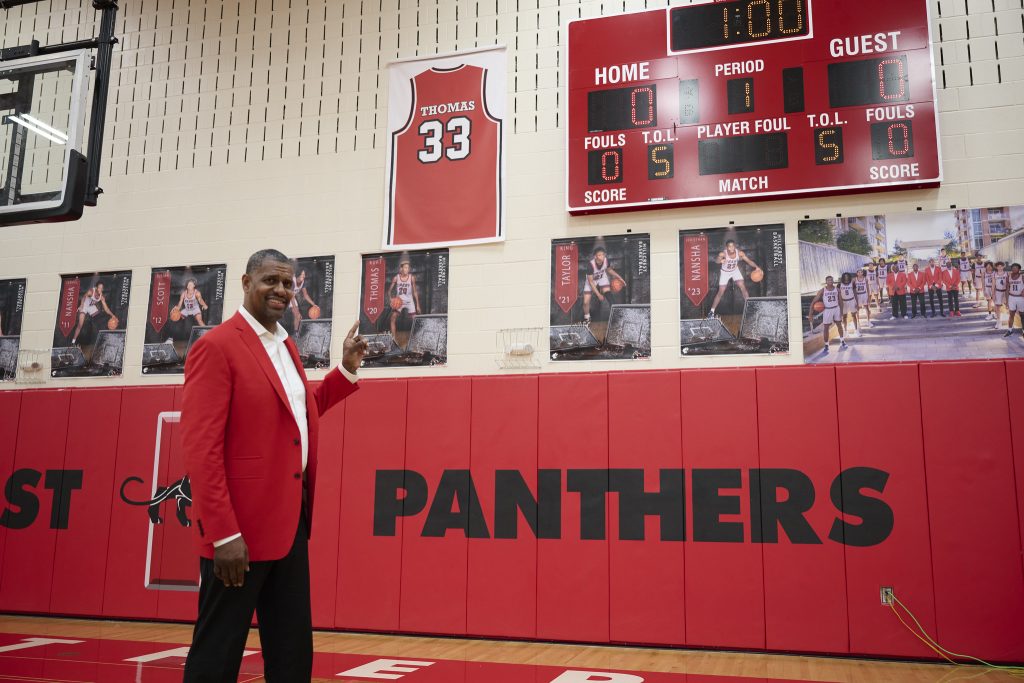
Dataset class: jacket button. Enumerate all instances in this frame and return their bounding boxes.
[293,438,300,446]
[294,472,301,479]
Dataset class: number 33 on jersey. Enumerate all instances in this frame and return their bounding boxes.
[385,62,504,248]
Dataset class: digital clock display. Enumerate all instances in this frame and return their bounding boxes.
[670,0,810,52]
[567,0,941,214]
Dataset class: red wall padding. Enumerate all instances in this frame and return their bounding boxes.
[335,379,406,631]
[1006,360,1024,586]
[50,388,122,616]
[0,390,70,613]
[608,370,685,646]
[756,366,849,654]
[835,364,936,658]
[681,369,765,651]
[536,373,609,643]
[466,375,538,639]
[919,362,1024,662]
[308,385,345,630]
[2,361,1024,663]
[399,377,472,635]
[102,387,175,619]
[0,391,22,584]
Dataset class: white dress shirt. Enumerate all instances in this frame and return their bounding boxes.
[214,306,357,548]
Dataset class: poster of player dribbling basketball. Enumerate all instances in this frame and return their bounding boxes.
[679,225,789,356]
[800,206,1024,364]
[0,278,26,382]
[358,249,449,367]
[51,270,132,377]
[284,255,336,370]
[141,264,227,375]
[383,46,506,249]
[550,233,651,361]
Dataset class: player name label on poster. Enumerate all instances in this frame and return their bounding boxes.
[383,47,507,249]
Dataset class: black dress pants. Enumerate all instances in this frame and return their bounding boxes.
[948,290,960,313]
[910,293,925,316]
[892,294,907,318]
[929,288,945,315]
[183,512,311,682]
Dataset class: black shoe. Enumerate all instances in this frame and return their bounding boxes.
[1004,329,1014,337]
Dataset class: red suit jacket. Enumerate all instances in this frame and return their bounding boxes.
[941,269,961,291]
[887,271,908,295]
[908,271,926,293]
[182,312,358,561]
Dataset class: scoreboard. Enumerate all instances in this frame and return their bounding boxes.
[566,0,941,214]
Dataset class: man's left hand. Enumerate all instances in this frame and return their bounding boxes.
[342,321,369,374]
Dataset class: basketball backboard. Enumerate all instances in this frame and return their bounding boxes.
[0,49,90,225]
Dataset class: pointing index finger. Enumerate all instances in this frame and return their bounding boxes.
[346,321,359,339]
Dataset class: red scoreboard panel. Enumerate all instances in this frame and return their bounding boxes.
[566,0,941,214]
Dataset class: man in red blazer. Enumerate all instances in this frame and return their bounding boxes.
[182,249,367,682]
[886,260,909,320]
[941,261,962,317]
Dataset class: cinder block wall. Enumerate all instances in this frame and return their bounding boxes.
[1,0,1022,383]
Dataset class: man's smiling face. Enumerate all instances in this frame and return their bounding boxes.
[242,258,295,329]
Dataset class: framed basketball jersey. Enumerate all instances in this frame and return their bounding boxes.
[383,47,506,249]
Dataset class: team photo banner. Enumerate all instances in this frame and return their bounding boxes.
[141,264,227,375]
[51,271,133,378]
[550,233,651,361]
[800,206,1024,363]
[383,46,506,249]
[678,224,789,356]
[0,278,26,382]
[358,249,449,368]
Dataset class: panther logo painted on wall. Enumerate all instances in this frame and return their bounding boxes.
[119,475,192,528]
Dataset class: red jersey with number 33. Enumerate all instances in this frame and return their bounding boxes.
[388,65,502,247]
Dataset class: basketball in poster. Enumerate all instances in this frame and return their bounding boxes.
[141,264,227,375]
[550,233,651,361]
[0,278,27,382]
[51,270,133,377]
[678,225,789,356]
[358,249,449,367]
[284,255,336,369]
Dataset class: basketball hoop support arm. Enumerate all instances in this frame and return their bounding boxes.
[0,0,118,206]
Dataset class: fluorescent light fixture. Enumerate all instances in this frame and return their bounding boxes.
[19,113,68,142]
[7,114,67,144]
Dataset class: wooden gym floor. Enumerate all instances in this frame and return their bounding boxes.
[0,615,1020,682]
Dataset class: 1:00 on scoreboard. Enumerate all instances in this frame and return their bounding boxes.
[566,0,941,213]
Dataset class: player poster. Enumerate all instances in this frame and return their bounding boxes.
[679,225,789,356]
[284,255,335,369]
[382,46,506,249]
[141,264,227,375]
[550,233,651,361]
[51,270,132,377]
[800,206,1024,363]
[0,278,26,382]
[358,249,449,367]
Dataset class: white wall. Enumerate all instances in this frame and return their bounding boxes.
[2,0,1023,385]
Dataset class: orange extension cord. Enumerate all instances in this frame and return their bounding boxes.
[886,591,1024,677]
